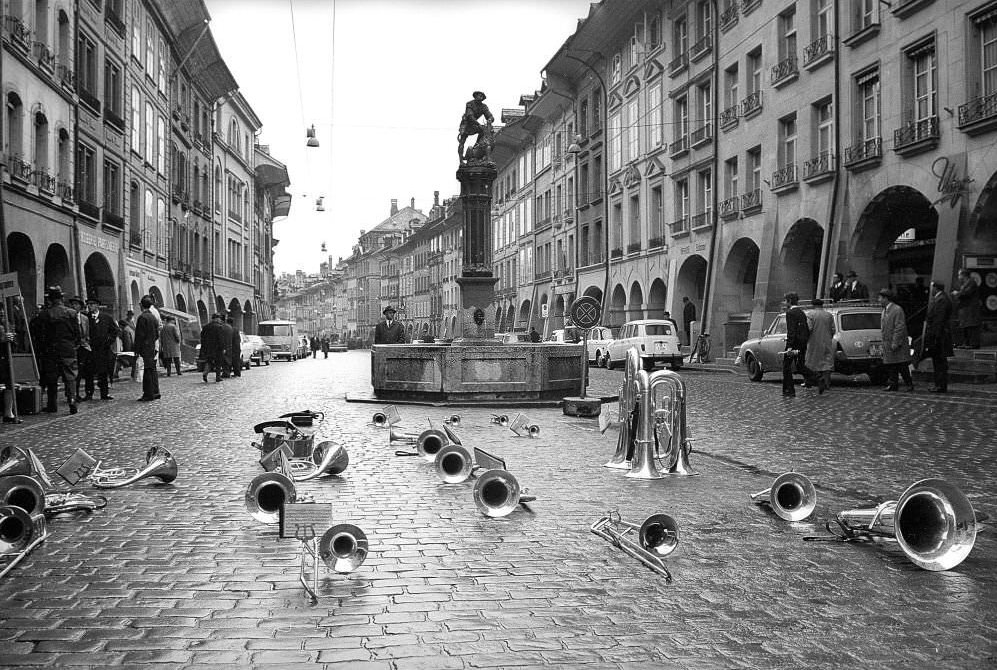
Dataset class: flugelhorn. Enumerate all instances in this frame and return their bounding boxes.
[828,478,977,571]
[91,447,177,489]
[591,510,678,580]
[293,441,349,481]
[472,469,535,517]
[434,444,478,483]
[750,472,816,521]
[605,348,641,468]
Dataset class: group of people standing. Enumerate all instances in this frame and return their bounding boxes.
[197,312,243,383]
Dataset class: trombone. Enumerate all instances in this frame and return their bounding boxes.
[0,504,47,579]
[817,478,977,571]
[750,472,816,521]
[298,522,369,601]
[591,510,678,581]
[91,447,178,489]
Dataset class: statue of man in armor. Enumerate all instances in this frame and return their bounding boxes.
[457,91,494,164]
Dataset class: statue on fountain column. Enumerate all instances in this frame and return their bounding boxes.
[457,91,495,166]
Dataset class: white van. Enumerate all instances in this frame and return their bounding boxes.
[605,319,682,371]
[257,320,300,361]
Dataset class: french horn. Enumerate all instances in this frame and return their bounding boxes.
[830,478,977,571]
[293,441,349,481]
[91,447,178,489]
[472,469,535,517]
[750,472,816,521]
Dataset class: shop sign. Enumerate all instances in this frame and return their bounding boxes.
[931,156,973,208]
[79,229,119,254]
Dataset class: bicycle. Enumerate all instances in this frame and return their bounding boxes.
[688,331,711,364]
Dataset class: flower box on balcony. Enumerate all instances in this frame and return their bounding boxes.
[957,93,997,136]
[893,116,939,157]
[770,57,799,88]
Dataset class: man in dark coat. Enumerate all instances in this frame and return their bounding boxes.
[843,271,870,300]
[227,317,242,377]
[951,269,982,349]
[38,286,82,414]
[373,306,406,344]
[781,292,811,397]
[828,273,847,302]
[682,297,696,347]
[199,314,226,382]
[84,297,119,401]
[218,316,234,377]
[133,296,160,401]
[924,280,954,393]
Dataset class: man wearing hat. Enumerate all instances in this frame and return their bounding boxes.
[37,286,82,414]
[133,295,161,401]
[198,313,227,383]
[844,271,869,300]
[374,306,406,344]
[83,297,118,400]
[878,288,914,392]
[67,295,91,402]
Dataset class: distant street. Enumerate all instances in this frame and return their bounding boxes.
[0,351,993,669]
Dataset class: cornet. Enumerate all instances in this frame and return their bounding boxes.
[750,472,816,521]
[825,478,977,571]
[370,405,400,428]
[508,413,541,438]
[443,414,461,426]
[591,511,678,580]
[91,447,178,489]
[472,469,536,517]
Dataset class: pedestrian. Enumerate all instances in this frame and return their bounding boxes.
[310,336,319,358]
[843,271,870,301]
[84,298,118,401]
[37,286,81,414]
[199,313,226,383]
[160,315,182,376]
[924,280,954,393]
[878,288,914,392]
[133,296,161,401]
[373,306,406,344]
[529,326,541,343]
[0,303,21,423]
[115,317,136,381]
[662,310,678,330]
[828,272,847,303]
[227,317,242,377]
[951,269,982,349]
[68,296,91,402]
[682,297,696,347]
[781,292,810,397]
[219,316,234,377]
[321,336,330,358]
[804,298,834,394]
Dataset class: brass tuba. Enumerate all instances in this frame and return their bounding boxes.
[627,369,665,479]
[591,510,678,580]
[750,472,816,521]
[831,478,977,571]
[472,469,536,517]
[647,369,698,476]
[91,447,178,488]
[434,444,477,483]
[293,441,349,481]
[0,446,33,477]
[604,348,641,469]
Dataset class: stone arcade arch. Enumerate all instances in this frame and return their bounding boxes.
[851,186,938,295]
[674,255,707,318]
[215,295,226,315]
[196,299,208,325]
[494,306,502,331]
[7,233,36,309]
[610,284,627,329]
[719,238,760,316]
[968,169,997,254]
[130,281,141,313]
[627,281,644,321]
[775,218,823,303]
[83,252,115,310]
[175,294,187,313]
[505,304,515,331]
[647,278,667,318]
[228,298,243,330]
[148,286,164,308]
[518,300,532,330]
[43,244,72,301]
[243,300,255,334]
[553,294,566,331]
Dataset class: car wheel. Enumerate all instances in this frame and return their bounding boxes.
[867,368,888,386]
[746,354,763,382]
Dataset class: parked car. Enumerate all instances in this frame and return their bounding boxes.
[734,303,889,384]
[605,319,683,371]
[496,332,532,344]
[258,320,300,361]
[245,335,272,366]
[547,328,582,344]
[586,326,615,367]
[194,333,255,371]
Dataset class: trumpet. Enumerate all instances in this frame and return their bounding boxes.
[292,442,349,481]
[91,447,178,489]
[750,473,816,521]
[0,505,47,579]
[827,478,977,571]
[489,414,509,427]
[443,414,461,426]
[472,469,536,517]
[605,348,641,469]
[591,511,678,580]
[370,405,399,428]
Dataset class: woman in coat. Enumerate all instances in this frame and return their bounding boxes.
[160,316,182,376]
[805,298,835,393]
[879,288,913,392]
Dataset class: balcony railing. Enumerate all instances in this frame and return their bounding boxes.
[691,212,712,230]
[690,34,712,61]
[31,169,57,193]
[720,2,739,31]
[843,137,882,167]
[57,180,74,203]
[803,34,834,69]
[803,151,835,182]
[770,56,798,87]
[669,135,689,156]
[719,195,740,219]
[771,164,798,191]
[741,188,762,212]
[742,0,762,14]
[32,42,55,72]
[668,52,689,76]
[741,90,763,117]
[7,155,33,182]
[690,122,713,147]
[627,241,642,254]
[720,105,739,130]
[893,116,939,154]
[670,217,690,236]
[105,5,125,34]
[129,229,143,247]
[957,92,997,134]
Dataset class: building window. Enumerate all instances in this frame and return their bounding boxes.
[648,15,661,49]
[697,168,712,217]
[675,17,688,54]
[158,38,168,92]
[158,198,167,257]
[144,102,154,164]
[748,47,762,94]
[628,194,640,248]
[579,98,588,137]
[855,0,879,32]
[626,97,639,161]
[779,9,797,62]
[857,68,881,142]
[676,96,689,140]
[724,157,739,198]
[779,114,797,168]
[145,18,155,75]
[131,4,141,58]
[815,99,834,154]
[696,0,712,42]
[33,111,48,172]
[76,32,98,102]
[696,82,712,136]
[75,141,97,205]
[725,64,739,109]
[5,92,23,158]
[103,159,120,216]
[675,179,689,221]
[650,184,664,241]
[747,146,762,192]
[129,181,140,233]
[909,41,937,124]
[611,53,622,85]
[103,58,122,121]
[982,15,997,96]
[649,82,663,147]
[815,0,833,39]
[592,89,602,130]
[130,86,141,153]
[157,116,166,174]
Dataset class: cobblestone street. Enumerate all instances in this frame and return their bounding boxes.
[0,351,994,669]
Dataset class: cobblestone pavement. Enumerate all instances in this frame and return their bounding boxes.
[0,352,994,669]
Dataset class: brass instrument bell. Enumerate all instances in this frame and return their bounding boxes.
[750,472,816,521]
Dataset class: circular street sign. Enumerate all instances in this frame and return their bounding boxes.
[569,296,602,329]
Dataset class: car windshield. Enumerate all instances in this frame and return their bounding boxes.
[839,312,881,331]
[258,324,291,336]
[645,324,673,336]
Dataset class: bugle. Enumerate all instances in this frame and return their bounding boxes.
[472,469,535,517]
[750,472,816,521]
[828,478,977,571]
[91,447,178,489]
[591,510,678,580]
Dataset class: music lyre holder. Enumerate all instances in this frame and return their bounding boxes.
[282,503,331,602]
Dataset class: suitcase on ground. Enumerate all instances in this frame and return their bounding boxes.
[15,384,42,415]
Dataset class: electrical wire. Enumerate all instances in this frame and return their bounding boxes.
[288,0,307,133]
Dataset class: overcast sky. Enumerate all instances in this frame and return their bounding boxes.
[204,0,596,276]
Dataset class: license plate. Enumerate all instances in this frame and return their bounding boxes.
[868,343,883,357]
[656,342,666,352]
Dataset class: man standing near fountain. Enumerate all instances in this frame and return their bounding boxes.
[374,306,406,344]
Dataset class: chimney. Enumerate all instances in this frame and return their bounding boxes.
[410,197,415,209]
[434,191,439,207]
[390,199,398,215]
